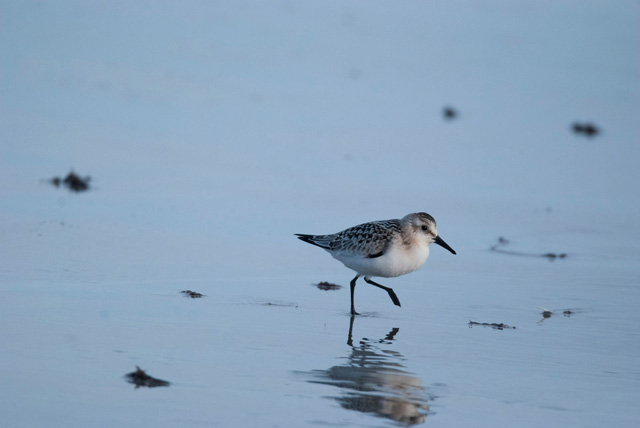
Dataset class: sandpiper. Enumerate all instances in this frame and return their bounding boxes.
[296,212,456,315]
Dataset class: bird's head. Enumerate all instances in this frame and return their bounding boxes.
[403,212,456,255]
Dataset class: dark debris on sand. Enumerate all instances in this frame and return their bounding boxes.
[572,122,600,138]
[538,307,579,323]
[49,171,91,192]
[490,237,566,260]
[181,290,204,298]
[314,281,342,291]
[443,106,457,120]
[469,321,516,330]
[125,366,170,388]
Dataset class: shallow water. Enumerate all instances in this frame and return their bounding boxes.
[1,248,638,427]
[1,1,639,427]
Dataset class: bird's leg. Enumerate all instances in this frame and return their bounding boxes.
[363,277,401,307]
[350,275,360,316]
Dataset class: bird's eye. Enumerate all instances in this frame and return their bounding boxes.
[421,225,428,231]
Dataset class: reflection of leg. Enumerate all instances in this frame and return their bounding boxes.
[347,315,355,346]
[382,328,400,343]
[350,275,361,315]
[364,277,401,307]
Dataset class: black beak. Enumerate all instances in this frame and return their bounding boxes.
[434,235,456,255]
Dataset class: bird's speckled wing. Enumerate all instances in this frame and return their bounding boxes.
[324,219,401,258]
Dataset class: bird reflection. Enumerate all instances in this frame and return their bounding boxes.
[307,316,430,425]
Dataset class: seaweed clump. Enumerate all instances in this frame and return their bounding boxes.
[181,290,204,298]
[49,171,91,192]
[468,321,516,330]
[315,281,342,291]
[125,366,170,388]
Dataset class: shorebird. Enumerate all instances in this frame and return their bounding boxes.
[296,212,456,315]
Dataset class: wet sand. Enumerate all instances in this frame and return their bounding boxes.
[1,1,639,427]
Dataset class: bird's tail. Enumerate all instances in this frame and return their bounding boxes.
[295,234,332,250]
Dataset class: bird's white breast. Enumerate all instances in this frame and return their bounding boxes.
[331,241,430,278]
